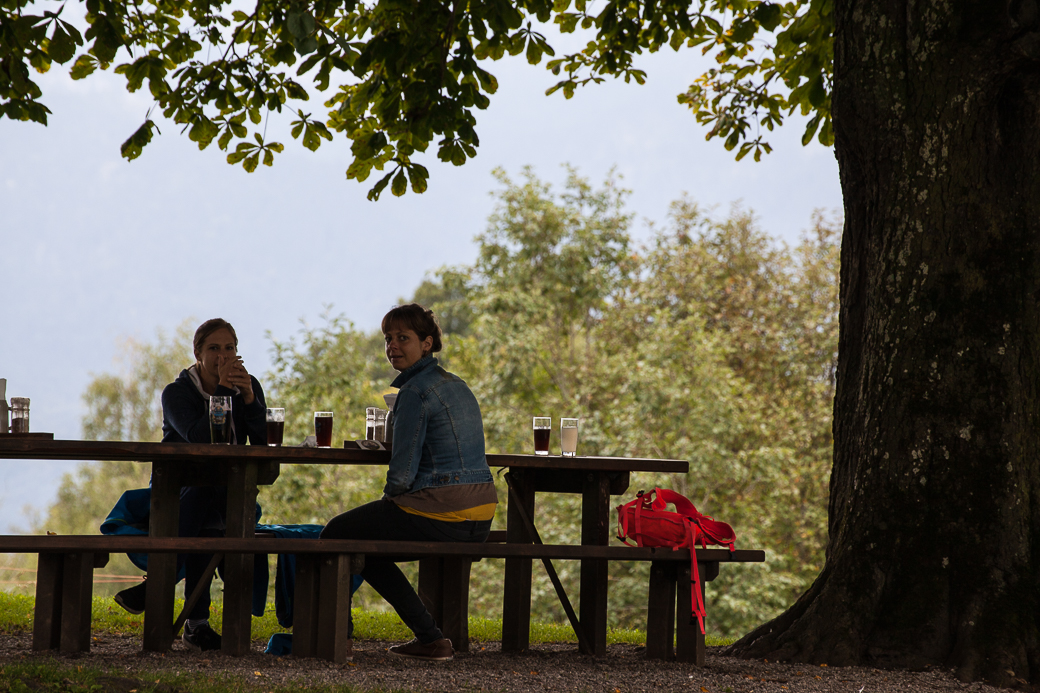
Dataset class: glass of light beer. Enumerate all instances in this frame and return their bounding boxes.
[209,396,232,444]
[266,408,284,446]
[561,418,579,457]
[314,411,334,448]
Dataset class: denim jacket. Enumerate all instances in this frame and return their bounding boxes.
[384,356,492,497]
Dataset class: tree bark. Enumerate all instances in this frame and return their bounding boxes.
[728,0,1040,685]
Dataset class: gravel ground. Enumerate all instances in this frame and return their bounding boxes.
[0,631,1010,693]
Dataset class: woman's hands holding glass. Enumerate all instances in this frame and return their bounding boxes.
[218,355,255,404]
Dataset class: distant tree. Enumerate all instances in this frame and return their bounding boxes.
[81,322,194,443]
[408,267,475,339]
[417,169,840,634]
[22,323,194,593]
[260,312,391,527]
[42,170,839,634]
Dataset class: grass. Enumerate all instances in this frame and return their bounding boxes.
[0,592,733,647]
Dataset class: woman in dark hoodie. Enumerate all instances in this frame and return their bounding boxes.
[113,318,267,652]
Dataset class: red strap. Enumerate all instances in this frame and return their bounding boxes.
[683,518,707,634]
[633,496,645,547]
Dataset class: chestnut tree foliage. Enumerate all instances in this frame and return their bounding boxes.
[1,0,832,196]
[52,168,840,636]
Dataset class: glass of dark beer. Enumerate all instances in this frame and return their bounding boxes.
[533,416,551,456]
[209,396,232,444]
[266,407,285,446]
[314,411,334,448]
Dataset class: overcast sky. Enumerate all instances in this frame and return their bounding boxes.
[0,36,842,532]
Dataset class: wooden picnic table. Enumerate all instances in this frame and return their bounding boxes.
[0,437,687,657]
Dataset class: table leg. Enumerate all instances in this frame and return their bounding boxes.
[502,471,535,652]
[222,461,258,656]
[144,462,180,652]
[580,472,611,656]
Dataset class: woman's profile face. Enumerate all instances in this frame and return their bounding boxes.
[384,324,432,372]
[195,327,237,376]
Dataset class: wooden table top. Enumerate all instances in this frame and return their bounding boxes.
[0,437,688,474]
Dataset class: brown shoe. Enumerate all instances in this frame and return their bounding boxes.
[389,637,453,661]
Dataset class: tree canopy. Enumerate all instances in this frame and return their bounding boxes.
[2,0,833,196]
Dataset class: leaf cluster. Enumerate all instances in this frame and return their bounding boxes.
[4,0,831,193]
[1,0,83,122]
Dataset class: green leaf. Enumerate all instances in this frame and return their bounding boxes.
[70,53,97,80]
[296,37,319,55]
[408,164,429,193]
[227,142,254,164]
[367,171,392,200]
[807,75,827,109]
[391,168,407,196]
[755,3,784,31]
[120,120,156,161]
[47,24,77,64]
[801,112,821,146]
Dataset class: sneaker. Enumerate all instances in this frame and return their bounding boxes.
[113,580,147,615]
[389,637,453,661]
[182,622,222,652]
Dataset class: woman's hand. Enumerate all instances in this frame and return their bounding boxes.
[218,356,256,405]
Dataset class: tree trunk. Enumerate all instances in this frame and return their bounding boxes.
[728,1,1040,685]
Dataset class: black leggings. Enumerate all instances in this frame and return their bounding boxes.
[320,499,490,643]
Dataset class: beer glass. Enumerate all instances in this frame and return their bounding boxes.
[561,418,579,457]
[314,411,334,448]
[366,407,386,441]
[533,416,551,456]
[266,408,284,446]
[209,396,232,444]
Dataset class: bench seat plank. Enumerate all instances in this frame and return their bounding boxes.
[0,535,763,563]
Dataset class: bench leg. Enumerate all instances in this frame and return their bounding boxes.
[646,561,717,665]
[645,561,677,660]
[675,564,705,665]
[33,552,106,654]
[60,552,95,653]
[293,553,358,663]
[317,554,355,663]
[33,554,63,651]
[418,557,473,653]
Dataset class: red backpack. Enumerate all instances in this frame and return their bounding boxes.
[616,488,736,634]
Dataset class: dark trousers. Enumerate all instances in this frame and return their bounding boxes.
[178,485,227,621]
[320,499,491,643]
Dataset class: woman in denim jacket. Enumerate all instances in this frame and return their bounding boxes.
[321,304,497,662]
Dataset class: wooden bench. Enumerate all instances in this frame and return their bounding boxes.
[0,535,764,665]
